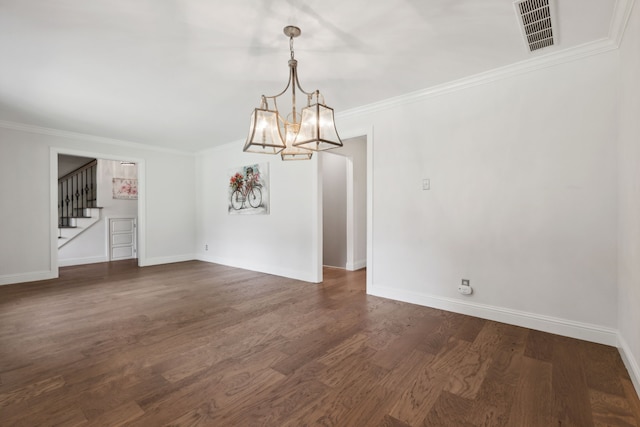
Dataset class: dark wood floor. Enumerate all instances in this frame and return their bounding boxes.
[0,261,639,426]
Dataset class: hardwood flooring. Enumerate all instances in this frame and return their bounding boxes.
[0,260,639,426]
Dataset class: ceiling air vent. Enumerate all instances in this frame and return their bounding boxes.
[514,0,555,52]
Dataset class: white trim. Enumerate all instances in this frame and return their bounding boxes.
[197,254,318,283]
[618,333,640,398]
[49,147,59,274]
[136,161,147,266]
[368,285,618,346]
[0,271,57,286]
[312,154,323,283]
[58,256,108,268]
[197,138,244,155]
[1,120,193,156]
[346,259,367,271]
[609,0,636,47]
[337,39,617,121]
[141,254,196,267]
[345,156,355,271]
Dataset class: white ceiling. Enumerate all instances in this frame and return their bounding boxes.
[0,0,618,152]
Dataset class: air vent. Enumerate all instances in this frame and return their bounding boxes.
[514,0,555,52]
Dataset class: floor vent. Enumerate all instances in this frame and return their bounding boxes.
[514,0,555,52]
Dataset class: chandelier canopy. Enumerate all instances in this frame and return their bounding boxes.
[243,26,343,161]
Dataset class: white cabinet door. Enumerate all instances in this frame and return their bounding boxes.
[110,218,137,260]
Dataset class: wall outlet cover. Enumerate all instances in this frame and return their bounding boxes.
[458,284,473,295]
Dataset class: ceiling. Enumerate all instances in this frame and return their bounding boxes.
[0,0,619,152]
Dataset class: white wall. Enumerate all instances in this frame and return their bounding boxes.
[0,132,52,282]
[338,51,619,344]
[322,152,347,268]
[0,125,196,285]
[195,142,321,282]
[617,0,640,395]
[58,159,139,266]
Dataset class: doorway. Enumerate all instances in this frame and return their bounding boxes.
[321,135,368,271]
[51,149,145,271]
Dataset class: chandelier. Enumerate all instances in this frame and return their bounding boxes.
[243,26,343,160]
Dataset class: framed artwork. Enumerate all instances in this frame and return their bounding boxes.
[228,163,269,215]
[113,178,138,200]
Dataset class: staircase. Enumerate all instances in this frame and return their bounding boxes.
[58,160,103,249]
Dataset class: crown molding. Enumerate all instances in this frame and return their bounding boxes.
[609,0,635,47]
[338,0,635,121]
[0,119,195,156]
[197,138,244,156]
[338,38,616,120]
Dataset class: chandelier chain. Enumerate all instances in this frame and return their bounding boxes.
[289,35,295,60]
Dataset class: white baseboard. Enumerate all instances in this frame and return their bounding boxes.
[197,253,320,283]
[368,285,618,346]
[0,270,57,286]
[58,256,108,267]
[140,254,196,267]
[618,334,640,399]
[346,259,367,271]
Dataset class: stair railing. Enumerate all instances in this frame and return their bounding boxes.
[58,159,98,227]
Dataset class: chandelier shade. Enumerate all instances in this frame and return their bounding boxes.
[243,107,286,154]
[243,25,342,160]
[293,103,342,151]
[281,122,313,160]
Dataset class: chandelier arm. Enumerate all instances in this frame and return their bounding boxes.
[262,65,294,100]
[292,69,315,97]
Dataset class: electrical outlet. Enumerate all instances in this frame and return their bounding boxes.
[205,244,208,251]
[458,279,472,295]
[422,179,430,190]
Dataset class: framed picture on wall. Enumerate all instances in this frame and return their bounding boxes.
[228,163,269,215]
[113,178,138,200]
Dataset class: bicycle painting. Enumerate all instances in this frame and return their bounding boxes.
[228,163,269,215]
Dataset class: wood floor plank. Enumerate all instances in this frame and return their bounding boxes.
[219,361,330,425]
[387,351,444,425]
[377,414,413,427]
[422,390,476,426]
[86,400,145,426]
[0,260,638,426]
[468,347,523,426]
[552,336,596,427]
[507,356,553,426]
[623,378,640,426]
[524,328,555,362]
[589,389,639,427]
[0,375,65,408]
[581,341,627,397]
